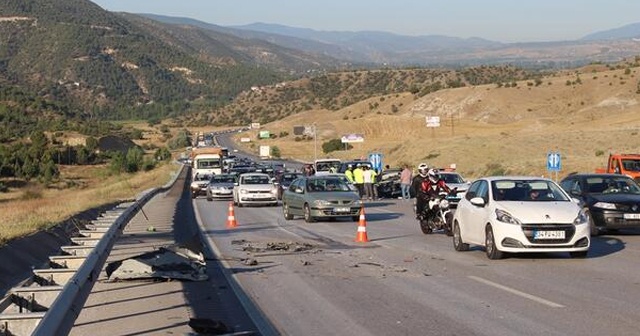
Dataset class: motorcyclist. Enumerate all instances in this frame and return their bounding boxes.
[410,163,430,219]
[412,166,451,220]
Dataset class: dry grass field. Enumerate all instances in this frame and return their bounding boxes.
[0,162,180,245]
[232,65,640,179]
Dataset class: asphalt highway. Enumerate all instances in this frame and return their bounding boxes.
[195,196,640,336]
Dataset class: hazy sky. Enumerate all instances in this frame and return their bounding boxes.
[90,0,640,43]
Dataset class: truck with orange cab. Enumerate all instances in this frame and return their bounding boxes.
[595,153,640,182]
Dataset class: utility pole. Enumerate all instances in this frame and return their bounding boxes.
[313,123,317,162]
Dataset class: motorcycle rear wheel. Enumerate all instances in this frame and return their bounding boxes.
[419,220,433,234]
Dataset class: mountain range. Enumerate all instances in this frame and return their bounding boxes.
[143,14,640,67]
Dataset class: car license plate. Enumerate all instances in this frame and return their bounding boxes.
[623,213,640,219]
[334,207,350,213]
[534,230,565,239]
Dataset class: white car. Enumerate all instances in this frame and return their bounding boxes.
[233,173,278,207]
[452,176,590,259]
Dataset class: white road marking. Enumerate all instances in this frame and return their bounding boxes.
[468,275,565,308]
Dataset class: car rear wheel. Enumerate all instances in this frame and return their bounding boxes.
[453,221,469,251]
[485,225,504,260]
[304,204,315,223]
[283,203,294,220]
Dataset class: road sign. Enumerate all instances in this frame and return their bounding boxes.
[368,153,383,172]
[426,116,440,127]
[547,152,561,171]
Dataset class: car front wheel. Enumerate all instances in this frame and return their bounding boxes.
[586,209,600,236]
[304,204,315,223]
[485,225,504,260]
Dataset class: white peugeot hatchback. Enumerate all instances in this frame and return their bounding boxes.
[452,176,590,259]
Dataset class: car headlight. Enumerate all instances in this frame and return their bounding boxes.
[190,182,199,189]
[574,208,589,225]
[593,202,616,210]
[271,188,278,195]
[313,199,332,206]
[495,209,521,225]
[353,199,362,207]
[240,189,248,194]
[440,199,450,208]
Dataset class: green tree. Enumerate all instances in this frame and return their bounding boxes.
[271,146,281,158]
[125,147,144,173]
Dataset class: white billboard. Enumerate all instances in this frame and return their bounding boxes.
[341,134,365,143]
[426,116,441,127]
[259,145,270,158]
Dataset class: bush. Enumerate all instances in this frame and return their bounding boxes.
[595,150,605,157]
[322,139,352,154]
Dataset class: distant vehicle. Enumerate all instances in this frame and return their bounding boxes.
[233,173,278,207]
[281,175,362,223]
[190,147,224,179]
[190,173,212,199]
[274,172,302,200]
[438,171,471,208]
[452,176,590,259]
[559,173,640,235]
[595,153,640,182]
[206,174,238,201]
[314,158,342,175]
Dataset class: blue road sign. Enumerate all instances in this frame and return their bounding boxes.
[547,152,561,171]
[368,153,383,173]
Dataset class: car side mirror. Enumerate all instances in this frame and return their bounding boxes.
[234,182,239,186]
[470,197,486,207]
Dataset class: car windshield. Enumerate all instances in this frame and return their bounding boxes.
[492,179,570,201]
[194,174,211,181]
[441,173,465,184]
[242,176,271,185]
[585,176,640,194]
[280,174,300,183]
[307,178,352,192]
[621,159,640,172]
[211,176,237,183]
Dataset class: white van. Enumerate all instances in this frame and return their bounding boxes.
[314,159,342,175]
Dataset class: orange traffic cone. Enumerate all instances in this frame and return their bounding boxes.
[354,205,369,243]
[226,202,238,228]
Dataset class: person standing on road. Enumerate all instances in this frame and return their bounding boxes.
[363,165,374,200]
[353,164,365,198]
[400,164,413,200]
[345,164,354,183]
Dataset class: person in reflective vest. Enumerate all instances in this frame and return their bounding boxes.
[345,164,354,183]
[353,164,365,197]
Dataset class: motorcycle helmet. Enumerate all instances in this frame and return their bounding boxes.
[418,163,429,177]
[428,168,440,183]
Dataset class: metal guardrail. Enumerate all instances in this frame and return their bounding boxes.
[0,164,184,336]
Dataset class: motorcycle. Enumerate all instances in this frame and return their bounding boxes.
[416,188,458,236]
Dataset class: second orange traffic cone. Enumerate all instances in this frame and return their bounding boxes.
[226,202,238,228]
[354,205,369,243]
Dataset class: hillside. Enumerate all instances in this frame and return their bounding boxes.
[0,0,335,122]
[233,58,640,179]
[195,65,538,126]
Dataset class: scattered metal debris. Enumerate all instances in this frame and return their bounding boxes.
[106,244,207,281]
[243,258,259,266]
[233,240,315,254]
